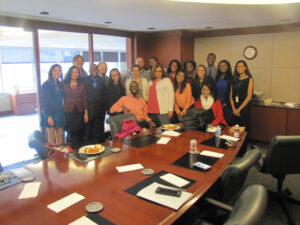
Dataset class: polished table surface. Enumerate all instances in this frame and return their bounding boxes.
[0,130,246,225]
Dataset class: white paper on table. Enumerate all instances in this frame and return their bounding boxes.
[160,173,190,187]
[11,167,32,178]
[69,216,97,225]
[200,150,224,158]
[47,192,85,213]
[18,182,41,199]
[137,182,192,210]
[161,130,181,137]
[116,163,144,173]
[157,137,171,144]
[220,135,239,142]
[206,125,217,133]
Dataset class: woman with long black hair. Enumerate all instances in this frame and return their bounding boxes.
[107,68,125,114]
[167,59,182,84]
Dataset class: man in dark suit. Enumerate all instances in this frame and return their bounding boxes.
[84,64,107,144]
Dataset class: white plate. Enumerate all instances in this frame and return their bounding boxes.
[79,145,105,155]
[161,124,180,131]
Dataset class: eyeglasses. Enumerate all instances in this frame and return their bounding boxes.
[155,70,162,73]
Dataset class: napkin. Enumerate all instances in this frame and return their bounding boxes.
[160,173,190,187]
[47,192,85,213]
[161,130,181,137]
[157,137,171,144]
[18,182,41,199]
[116,163,144,173]
[69,216,97,225]
[200,150,224,158]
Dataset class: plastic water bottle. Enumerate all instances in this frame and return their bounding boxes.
[215,126,221,137]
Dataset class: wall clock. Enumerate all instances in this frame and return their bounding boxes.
[243,45,257,60]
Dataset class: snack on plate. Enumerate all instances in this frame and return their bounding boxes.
[95,144,103,150]
[87,147,100,154]
[162,124,178,130]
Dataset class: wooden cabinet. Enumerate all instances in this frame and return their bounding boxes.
[249,105,300,142]
[10,92,37,115]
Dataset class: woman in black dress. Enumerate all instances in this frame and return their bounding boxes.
[107,68,125,114]
[230,60,254,131]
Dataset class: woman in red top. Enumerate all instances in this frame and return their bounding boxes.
[194,81,229,127]
[63,66,88,149]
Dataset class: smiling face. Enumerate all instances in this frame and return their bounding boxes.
[201,85,211,99]
[154,66,163,80]
[90,64,98,77]
[207,54,216,67]
[197,66,206,80]
[219,62,228,74]
[71,68,80,80]
[186,62,195,73]
[52,66,62,80]
[129,81,139,96]
[171,62,178,73]
[149,58,158,68]
[132,66,140,78]
[236,62,247,75]
[136,57,145,69]
[110,70,120,84]
[98,62,107,75]
[176,71,185,84]
[74,56,84,68]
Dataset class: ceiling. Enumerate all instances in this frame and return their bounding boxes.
[0,0,300,32]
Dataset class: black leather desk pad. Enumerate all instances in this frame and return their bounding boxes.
[86,213,115,225]
[200,136,229,150]
[125,170,195,197]
[122,134,159,148]
[172,153,220,171]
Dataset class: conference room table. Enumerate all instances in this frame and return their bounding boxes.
[0,129,246,225]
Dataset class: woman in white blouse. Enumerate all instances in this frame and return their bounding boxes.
[125,64,149,101]
[147,64,174,126]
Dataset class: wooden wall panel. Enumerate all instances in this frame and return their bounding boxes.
[287,109,300,135]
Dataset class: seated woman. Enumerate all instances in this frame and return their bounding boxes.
[173,70,194,122]
[191,64,214,101]
[107,68,125,115]
[183,81,229,130]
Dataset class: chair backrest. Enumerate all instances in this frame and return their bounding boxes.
[224,184,268,225]
[106,113,138,139]
[28,131,48,160]
[263,136,300,175]
[219,148,261,202]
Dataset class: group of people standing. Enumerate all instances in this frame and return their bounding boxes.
[40,53,254,150]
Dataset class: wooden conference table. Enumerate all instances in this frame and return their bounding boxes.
[0,129,246,225]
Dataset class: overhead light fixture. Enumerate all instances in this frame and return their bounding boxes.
[170,0,300,4]
[147,27,156,30]
[40,11,50,15]
[205,26,213,29]
[104,21,112,24]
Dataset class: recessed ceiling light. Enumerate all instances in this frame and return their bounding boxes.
[170,0,300,4]
[104,21,112,24]
[205,26,213,29]
[147,27,156,30]
[40,11,50,15]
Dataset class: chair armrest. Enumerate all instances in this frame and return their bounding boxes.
[205,197,233,212]
[255,153,266,171]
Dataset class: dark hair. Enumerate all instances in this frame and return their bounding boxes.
[151,64,167,81]
[167,59,182,74]
[201,80,216,99]
[64,66,81,84]
[233,60,252,82]
[207,53,216,59]
[216,60,233,83]
[72,55,84,64]
[183,60,196,73]
[149,56,159,70]
[48,64,62,83]
[174,70,187,94]
[109,68,123,89]
[131,64,141,71]
[89,63,97,73]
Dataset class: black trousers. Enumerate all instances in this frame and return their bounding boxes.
[85,113,105,144]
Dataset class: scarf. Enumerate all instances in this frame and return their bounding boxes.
[201,95,214,110]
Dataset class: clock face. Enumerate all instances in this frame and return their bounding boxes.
[243,46,257,60]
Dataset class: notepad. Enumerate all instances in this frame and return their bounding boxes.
[157,137,171,144]
[47,192,85,213]
[137,182,192,210]
[69,216,97,225]
[200,150,224,158]
[160,173,190,187]
[161,130,181,137]
[18,182,41,199]
[116,163,144,173]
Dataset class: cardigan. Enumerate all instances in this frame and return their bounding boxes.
[41,80,62,117]
[63,82,88,112]
[149,78,174,114]
[195,98,229,127]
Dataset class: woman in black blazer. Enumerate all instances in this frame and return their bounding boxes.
[40,64,66,144]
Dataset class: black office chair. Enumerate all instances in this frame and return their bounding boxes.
[212,148,262,203]
[196,184,268,225]
[106,113,138,140]
[256,135,300,225]
[28,130,48,160]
